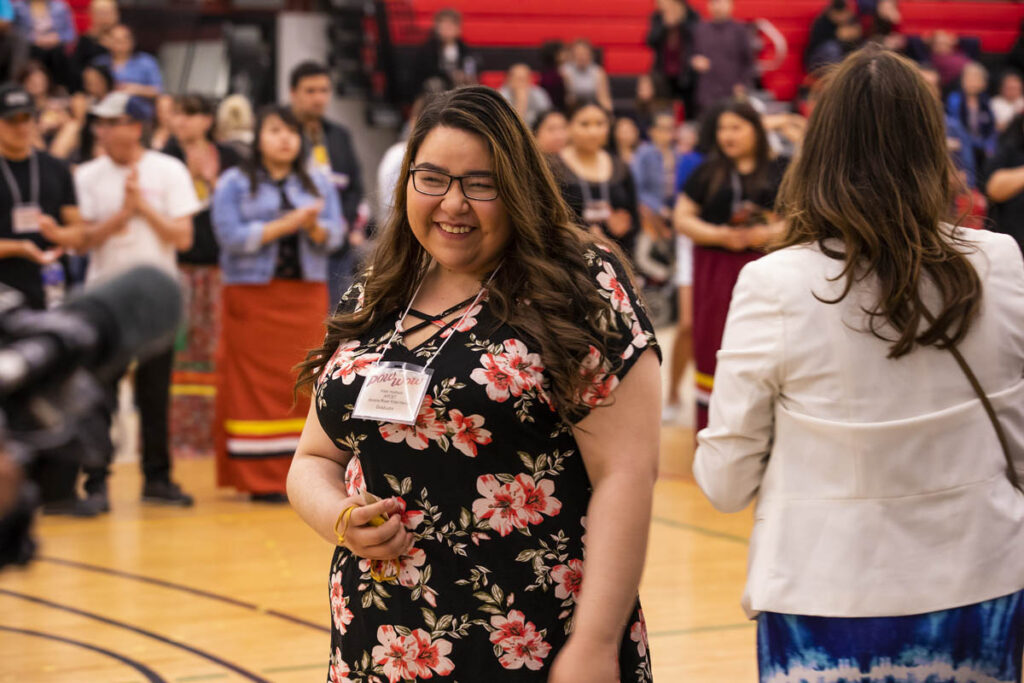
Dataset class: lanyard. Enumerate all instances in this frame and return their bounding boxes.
[578,175,612,208]
[0,152,39,206]
[375,264,500,370]
[729,169,744,217]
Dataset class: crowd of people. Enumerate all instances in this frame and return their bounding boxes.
[1,0,1023,505]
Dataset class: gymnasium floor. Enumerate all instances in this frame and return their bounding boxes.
[1,329,759,682]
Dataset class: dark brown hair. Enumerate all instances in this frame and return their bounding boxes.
[244,105,318,197]
[775,45,979,359]
[702,98,773,200]
[294,86,631,422]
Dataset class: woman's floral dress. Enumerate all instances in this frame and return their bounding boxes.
[315,248,659,682]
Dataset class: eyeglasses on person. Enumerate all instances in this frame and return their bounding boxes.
[409,167,499,201]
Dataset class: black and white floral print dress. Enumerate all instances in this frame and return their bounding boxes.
[315,247,659,683]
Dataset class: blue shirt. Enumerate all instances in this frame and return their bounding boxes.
[93,52,163,90]
[674,151,706,195]
[0,0,15,23]
[12,0,74,42]
[630,142,679,213]
[212,167,345,285]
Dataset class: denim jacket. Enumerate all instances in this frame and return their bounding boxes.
[212,167,345,284]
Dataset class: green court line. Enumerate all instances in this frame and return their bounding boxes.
[649,622,755,638]
[261,663,329,674]
[175,674,229,682]
[650,516,749,545]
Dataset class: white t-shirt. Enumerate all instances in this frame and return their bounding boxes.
[75,150,201,284]
[376,140,407,222]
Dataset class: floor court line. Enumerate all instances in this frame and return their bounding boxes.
[36,555,329,633]
[650,516,749,544]
[0,625,168,682]
[0,589,271,683]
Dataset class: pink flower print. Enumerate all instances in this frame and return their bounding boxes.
[470,353,519,402]
[344,456,365,497]
[393,497,425,530]
[358,547,426,588]
[470,339,545,402]
[550,559,584,602]
[329,648,353,683]
[439,303,482,339]
[378,396,445,450]
[489,609,528,647]
[372,626,417,683]
[330,570,354,633]
[472,474,525,537]
[498,339,545,393]
[579,346,619,407]
[489,611,552,671]
[596,260,630,313]
[396,547,427,587]
[630,609,649,658]
[512,474,562,526]
[322,340,382,386]
[447,409,492,457]
[408,629,455,678]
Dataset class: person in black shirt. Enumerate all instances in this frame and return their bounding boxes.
[984,113,1024,256]
[288,61,367,308]
[674,99,788,430]
[551,101,641,258]
[0,84,96,516]
[162,93,241,265]
[70,0,117,92]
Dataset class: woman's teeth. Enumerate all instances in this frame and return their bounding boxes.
[439,223,473,234]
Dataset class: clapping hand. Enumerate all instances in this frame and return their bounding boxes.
[21,240,62,265]
[122,167,141,215]
[297,200,325,233]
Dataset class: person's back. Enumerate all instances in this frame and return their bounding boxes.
[694,46,1024,683]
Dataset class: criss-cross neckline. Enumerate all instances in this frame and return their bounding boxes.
[396,293,480,354]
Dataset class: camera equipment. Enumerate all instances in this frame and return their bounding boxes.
[0,266,183,569]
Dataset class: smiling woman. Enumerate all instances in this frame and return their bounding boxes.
[290,86,662,682]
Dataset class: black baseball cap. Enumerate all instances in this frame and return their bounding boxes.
[0,84,36,119]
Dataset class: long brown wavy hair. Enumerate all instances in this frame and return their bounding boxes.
[775,45,980,359]
[295,86,631,423]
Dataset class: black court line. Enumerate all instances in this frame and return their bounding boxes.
[0,625,168,682]
[38,555,329,633]
[0,589,271,683]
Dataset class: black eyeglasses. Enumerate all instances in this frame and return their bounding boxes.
[410,167,499,201]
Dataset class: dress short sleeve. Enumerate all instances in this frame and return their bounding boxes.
[573,247,661,422]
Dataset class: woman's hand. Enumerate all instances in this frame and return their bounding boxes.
[607,209,633,237]
[339,495,415,560]
[720,227,750,252]
[548,635,621,683]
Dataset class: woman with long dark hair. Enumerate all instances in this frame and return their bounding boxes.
[289,86,659,681]
[552,100,641,259]
[675,99,787,429]
[211,105,343,501]
[696,47,1024,682]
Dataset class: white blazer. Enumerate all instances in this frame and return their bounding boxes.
[694,228,1024,619]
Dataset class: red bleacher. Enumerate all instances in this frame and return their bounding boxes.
[396,0,1024,102]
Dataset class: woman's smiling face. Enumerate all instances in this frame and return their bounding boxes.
[406,125,512,278]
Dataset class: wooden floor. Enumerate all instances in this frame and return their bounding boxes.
[0,425,757,682]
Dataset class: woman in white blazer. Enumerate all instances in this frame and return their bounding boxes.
[694,46,1024,683]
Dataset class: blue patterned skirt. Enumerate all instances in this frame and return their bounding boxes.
[758,590,1024,683]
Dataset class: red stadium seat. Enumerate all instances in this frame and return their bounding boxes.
[395,0,1024,103]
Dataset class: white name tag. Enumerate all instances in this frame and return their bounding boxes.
[583,200,612,224]
[352,361,433,425]
[12,203,41,234]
